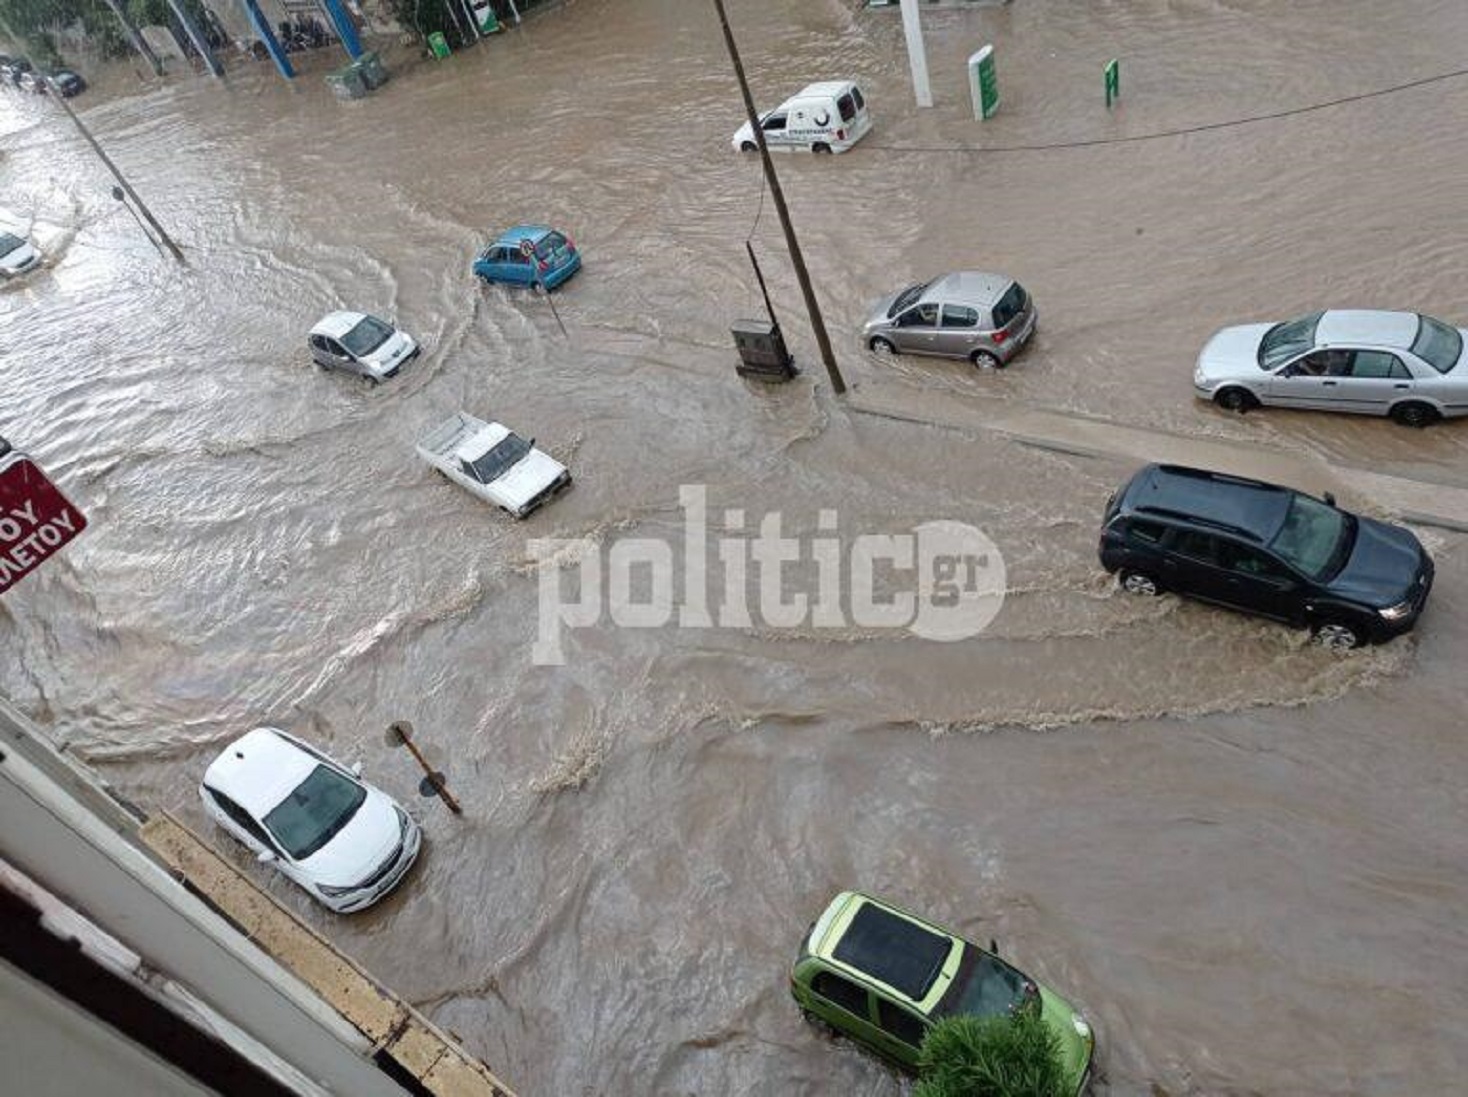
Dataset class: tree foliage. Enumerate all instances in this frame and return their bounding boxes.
[914,1012,1069,1097]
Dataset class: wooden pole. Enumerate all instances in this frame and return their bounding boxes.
[712,0,845,395]
[387,722,462,814]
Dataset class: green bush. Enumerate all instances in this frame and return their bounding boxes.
[914,1012,1068,1097]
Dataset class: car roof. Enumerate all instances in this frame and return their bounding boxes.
[453,420,510,462]
[310,310,370,339]
[202,727,320,817]
[796,80,859,99]
[1316,310,1418,349]
[923,271,1014,307]
[494,225,553,247]
[812,892,958,1007]
[1122,464,1293,543]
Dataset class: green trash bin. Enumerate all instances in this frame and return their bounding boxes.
[427,31,450,59]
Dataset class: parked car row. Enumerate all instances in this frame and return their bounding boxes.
[0,54,86,96]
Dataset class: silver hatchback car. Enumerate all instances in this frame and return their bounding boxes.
[863,271,1037,369]
[1195,309,1468,427]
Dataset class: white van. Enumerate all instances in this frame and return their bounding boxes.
[731,81,872,155]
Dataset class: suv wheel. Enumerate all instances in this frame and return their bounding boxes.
[1119,570,1162,596]
[740,140,756,151]
[1214,387,1256,413]
[1390,401,1438,428]
[1312,620,1362,651]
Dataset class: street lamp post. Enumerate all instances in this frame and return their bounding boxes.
[711,0,846,395]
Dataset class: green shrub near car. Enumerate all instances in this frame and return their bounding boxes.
[789,891,1093,1095]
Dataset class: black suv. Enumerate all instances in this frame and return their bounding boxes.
[1099,464,1433,649]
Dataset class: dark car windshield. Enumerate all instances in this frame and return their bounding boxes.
[934,947,1035,1020]
[992,282,1028,329]
[1258,312,1324,369]
[466,433,532,483]
[1269,495,1355,581]
[340,316,393,357]
[534,231,567,260]
[888,280,933,318]
[263,764,367,860]
[1412,314,1462,374]
[0,233,21,258]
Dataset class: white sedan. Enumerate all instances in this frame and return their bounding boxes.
[308,310,420,383]
[200,727,421,913]
[1194,309,1468,427]
[0,231,41,278]
[416,410,571,518]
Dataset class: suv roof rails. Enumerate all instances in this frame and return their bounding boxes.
[1154,464,1284,491]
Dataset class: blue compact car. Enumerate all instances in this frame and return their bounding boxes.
[473,225,581,291]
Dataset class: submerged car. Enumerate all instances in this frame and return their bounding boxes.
[1100,464,1433,650]
[473,225,580,291]
[1194,309,1468,427]
[791,892,1094,1092]
[308,310,419,383]
[200,727,422,913]
[732,80,872,154]
[863,271,1037,369]
[0,232,42,278]
[416,410,571,518]
[46,68,86,97]
[1,56,32,86]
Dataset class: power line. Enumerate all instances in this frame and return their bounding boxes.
[866,63,1468,156]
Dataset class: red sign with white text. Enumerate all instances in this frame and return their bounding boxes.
[0,453,88,594]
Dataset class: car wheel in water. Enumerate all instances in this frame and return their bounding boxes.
[801,1009,838,1037]
[812,142,832,154]
[740,140,756,151]
[1119,570,1161,597]
[1312,620,1361,652]
[869,337,896,357]
[971,350,1002,370]
[1214,387,1256,413]
[1391,401,1438,428]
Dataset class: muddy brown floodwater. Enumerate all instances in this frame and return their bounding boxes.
[6,0,1468,1092]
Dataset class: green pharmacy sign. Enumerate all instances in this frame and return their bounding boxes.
[969,45,999,120]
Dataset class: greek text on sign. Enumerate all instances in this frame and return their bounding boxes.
[0,453,88,593]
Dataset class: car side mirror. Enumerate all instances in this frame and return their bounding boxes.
[1323,492,1337,507]
[257,849,277,864]
[351,761,363,777]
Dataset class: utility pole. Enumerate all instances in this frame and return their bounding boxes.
[47,81,185,263]
[898,0,933,108]
[711,0,846,395]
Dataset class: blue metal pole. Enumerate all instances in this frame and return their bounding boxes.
[241,0,295,79]
[320,0,363,60]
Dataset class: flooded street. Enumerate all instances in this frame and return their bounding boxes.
[5,0,1468,1091]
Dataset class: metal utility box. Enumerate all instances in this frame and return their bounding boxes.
[732,319,796,381]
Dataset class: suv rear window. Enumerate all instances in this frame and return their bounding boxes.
[991,283,1027,329]
[838,93,856,123]
[1127,519,1166,544]
[851,86,865,111]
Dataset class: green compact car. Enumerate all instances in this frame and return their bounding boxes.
[790,891,1094,1093]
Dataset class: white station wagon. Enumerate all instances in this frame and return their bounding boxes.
[200,727,422,913]
[416,411,571,518]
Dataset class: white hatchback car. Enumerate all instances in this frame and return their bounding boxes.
[0,231,41,278]
[308,310,420,383]
[200,727,422,913]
